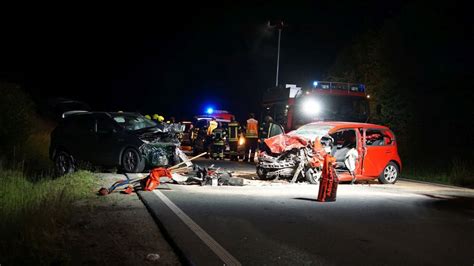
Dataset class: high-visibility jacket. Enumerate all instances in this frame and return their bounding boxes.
[227,121,240,142]
[207,120,218,135]
[245,118,258,138]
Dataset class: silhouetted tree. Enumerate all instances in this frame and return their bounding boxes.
[328,1,473,171]
[0,82,35,154]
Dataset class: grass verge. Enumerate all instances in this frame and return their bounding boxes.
[0,170,97,265]
[402,158,474,188]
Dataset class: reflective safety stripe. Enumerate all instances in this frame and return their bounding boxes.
[228,125,239,141]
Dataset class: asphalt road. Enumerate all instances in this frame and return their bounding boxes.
[138,158,474,266]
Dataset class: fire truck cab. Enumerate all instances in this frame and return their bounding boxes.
[262,81,370,131]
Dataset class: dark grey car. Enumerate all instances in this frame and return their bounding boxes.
[50,112,161,175]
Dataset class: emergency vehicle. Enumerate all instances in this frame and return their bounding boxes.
[190,110,245,158]
[261,81,370,131]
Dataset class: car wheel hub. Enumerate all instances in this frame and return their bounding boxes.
[56,154,71,174]
[384,165,397,182]
[124,151,137,171]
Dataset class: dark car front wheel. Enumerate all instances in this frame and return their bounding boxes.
[378,162,399,184]
[256,166,268,179]
[54,151,76,176]
[121,148,145,173]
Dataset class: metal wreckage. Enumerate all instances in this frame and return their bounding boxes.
[137,122,355,186]
[137,123,243,186]
[256,133,358,184]
[171,164,244,186]
[138,123,188,167]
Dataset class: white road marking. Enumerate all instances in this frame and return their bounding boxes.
[152,189,241,266]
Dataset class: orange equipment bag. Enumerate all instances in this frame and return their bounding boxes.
[145,168,172,191]
[317,154,339,202]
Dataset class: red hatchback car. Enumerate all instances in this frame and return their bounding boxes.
[289,122,402,184]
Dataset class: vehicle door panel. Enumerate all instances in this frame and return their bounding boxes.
[67,115,96,162]
[268,123,285,138]
[362,129,392,177]
[93,115,124,166]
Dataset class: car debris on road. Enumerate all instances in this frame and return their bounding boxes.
[170,164,244,186]
[97,152,208,195]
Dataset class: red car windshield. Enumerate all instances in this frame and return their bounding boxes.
[289,124,333,141]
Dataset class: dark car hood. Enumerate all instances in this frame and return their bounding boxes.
[130,127,163,141]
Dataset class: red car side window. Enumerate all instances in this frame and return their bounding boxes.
[366,129,386,146]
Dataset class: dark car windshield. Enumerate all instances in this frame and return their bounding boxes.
[111,114,157,131]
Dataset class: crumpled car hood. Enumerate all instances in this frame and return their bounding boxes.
[264,134,309,154]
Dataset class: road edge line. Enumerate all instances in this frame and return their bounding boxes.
[152,189,242,266]
[136,190,192,266]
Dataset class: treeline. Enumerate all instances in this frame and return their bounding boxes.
[327,2,473,184]
[0,82,53,175]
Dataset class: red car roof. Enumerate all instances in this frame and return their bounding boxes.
[306,121,390,131]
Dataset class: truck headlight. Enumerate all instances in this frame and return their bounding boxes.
[301,98,322,116]
[239,136,245,146]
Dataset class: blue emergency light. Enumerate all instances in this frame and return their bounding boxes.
[206,107,214,114]
[313,81,318,87]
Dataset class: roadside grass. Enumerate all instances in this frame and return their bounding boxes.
[402,158,474,188]
[0,169,97,265]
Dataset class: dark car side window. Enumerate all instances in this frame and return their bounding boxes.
[62,115,95,133]
[96,116,117,134]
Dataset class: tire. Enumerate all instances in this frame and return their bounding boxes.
[378,162,399,184]
[305,168,321,184]
[54,151,76,176]
[121,148,145,173]
[256,166,268,179]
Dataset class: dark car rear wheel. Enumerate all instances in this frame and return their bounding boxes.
[121,148,145,173]
[54,151,76,176]
[378,162,399,184]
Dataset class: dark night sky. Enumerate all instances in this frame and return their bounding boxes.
[1,2,404,120]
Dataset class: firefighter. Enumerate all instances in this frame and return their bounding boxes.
[144,114,152,120]
[258,115,273,151]
[244,113,258,162]
[207,117,218,136]
[153,114,165,130]
[166,116,176,124]
[153,114,165,123]
[227,117,241,161]
[211,122,226,160]
[205,118,218,156]
[259,115,274,142]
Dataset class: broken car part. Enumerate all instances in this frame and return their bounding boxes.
[256,134,332,184]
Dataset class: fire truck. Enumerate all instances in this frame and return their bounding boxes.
[261,81,370,131]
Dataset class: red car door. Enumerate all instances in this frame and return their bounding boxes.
[362,128,393,177]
